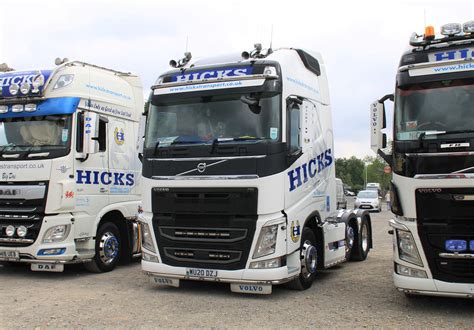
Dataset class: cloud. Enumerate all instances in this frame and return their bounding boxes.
[0,0,472,158]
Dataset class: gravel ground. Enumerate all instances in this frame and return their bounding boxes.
[1,201,474,328]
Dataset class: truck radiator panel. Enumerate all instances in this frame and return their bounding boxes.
[416,188,474,283]
[151,187,258,270]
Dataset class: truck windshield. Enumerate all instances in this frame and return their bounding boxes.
[146,92,280,148]
[0,115,72,153]
[395,78,474,141]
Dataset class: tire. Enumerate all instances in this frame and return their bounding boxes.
[345,222,356,260]
[84,222,121,273]
[287,227,318,290]
[350,218,370,261]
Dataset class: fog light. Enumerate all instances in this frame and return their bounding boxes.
[0,105,8,114]
[142,252,159,263]
[441,23,462,36]
[396,263,427,278]
[17,225,27,238]
[5,225,15,237]
[250,256,282,269]
[463,20,474,33]
[20,82,31,94]
[38,248,66,256]
[11,105,24,113]
[9,83,19,96]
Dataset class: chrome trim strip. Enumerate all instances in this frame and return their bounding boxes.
[151,74,278,90]
[144,271,297,285]
[439,253,474,259]
[151,175,259,180]
[397,288,474,299]
[0,185,46,200]
[0,238,34,243]
[176,159,227,176]
[406,151,474,157]
[148,155,267,161]
[388,219,409,231]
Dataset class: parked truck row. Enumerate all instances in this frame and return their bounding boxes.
[0,20,473,298]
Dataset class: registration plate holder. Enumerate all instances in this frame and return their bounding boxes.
[31,263,64,272]
[185,268,218,278]
[0,250,19,260]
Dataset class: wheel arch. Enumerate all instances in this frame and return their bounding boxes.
[302,211,324,269]
[97,210,133,264]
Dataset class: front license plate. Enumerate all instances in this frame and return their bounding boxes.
[186,268,218,278]
[0,250,19,260]
[151,276,180,287]
[230,283,272,295]
[360,205,370,209]
[31,263,64,272]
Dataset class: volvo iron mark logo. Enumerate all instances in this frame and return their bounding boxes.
[197,163,207,173]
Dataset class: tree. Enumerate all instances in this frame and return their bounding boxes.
[335,156,365,191]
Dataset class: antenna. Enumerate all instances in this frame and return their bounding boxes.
[269,25,274,50]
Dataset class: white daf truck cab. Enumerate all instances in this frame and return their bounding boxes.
[371,22,474,298]
[140,45,372,294]
[0,60,143,272]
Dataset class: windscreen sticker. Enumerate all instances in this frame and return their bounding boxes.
[62,129,69,142]
[406,121,417,129]
[270,127,278,140]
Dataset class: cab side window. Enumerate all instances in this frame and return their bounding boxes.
[289,104,301,154]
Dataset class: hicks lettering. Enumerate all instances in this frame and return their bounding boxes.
[287,148,333,192]
[76,170,135,186]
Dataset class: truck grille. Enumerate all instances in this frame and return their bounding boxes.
[0,182,48,247]
[152,187,257,270]
[416,188,474,283]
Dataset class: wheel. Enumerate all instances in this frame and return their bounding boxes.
[350,218,370,261]
[287,227,318,290]
[84,222,121,273]
[345,222,356,260]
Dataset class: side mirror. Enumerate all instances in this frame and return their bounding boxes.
[83,112,100,155]
[370,100,386,153]
[137,115,146,162]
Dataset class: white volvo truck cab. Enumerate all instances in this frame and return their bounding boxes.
[0,60,143,272]
[140,45,372,294]
[371,22,474,298]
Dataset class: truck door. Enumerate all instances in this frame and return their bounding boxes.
[108,117,139,204]
[74,111,109,236]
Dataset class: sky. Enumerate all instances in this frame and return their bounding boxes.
[0,0,473,158]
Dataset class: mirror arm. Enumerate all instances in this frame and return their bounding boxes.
[378,149,392,166]
[379,94,394,103]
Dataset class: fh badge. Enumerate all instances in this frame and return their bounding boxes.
[290,220,301,243]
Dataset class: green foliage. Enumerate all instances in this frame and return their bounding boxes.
[335,157,365,191]
[335,155,391,193]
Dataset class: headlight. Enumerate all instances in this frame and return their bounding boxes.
[253,224,278,259]
[11,105,24,113]
[263,66,278,77]
[141,222,156,253]
[53,74,74,90]
[396,229,423,266]
[0,105,8,114]
[43,225,70,243]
